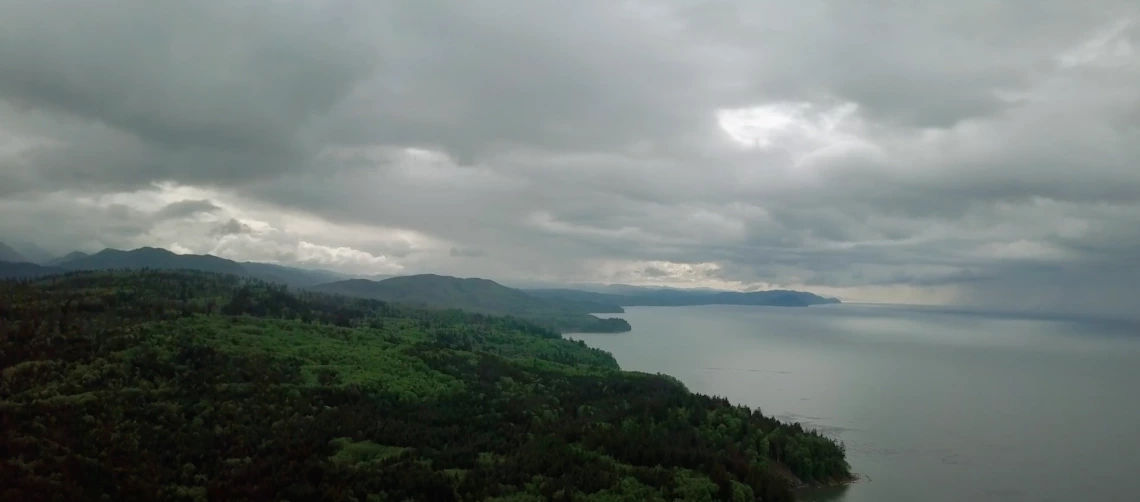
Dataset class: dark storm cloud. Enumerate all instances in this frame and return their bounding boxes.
[318,1,729,162]
[0,0,724,191]
[0,0,1138,316]
[0,0,375,191]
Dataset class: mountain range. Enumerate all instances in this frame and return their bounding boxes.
[0,244,630,333]
[0,241,28,263]
[0,240,839,331]
[527,286,840,308]
[310,275,630,333]
[0,245,350,289]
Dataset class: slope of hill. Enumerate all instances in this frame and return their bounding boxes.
[41,247,358,288]
[58,247,250,276]
[0,242,28,263]
[240,261,355,288]
[528,286,841,308]
[5,240,54,264]
[0,261,66,279]
[0,269,850,500]
[45,251,90,266]
[311,274,630,333]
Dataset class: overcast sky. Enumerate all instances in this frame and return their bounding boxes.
[1,1,1137,316]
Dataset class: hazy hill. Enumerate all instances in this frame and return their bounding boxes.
[0,242,28,263]
[0,261,66,279]
[0,245,377,289]
[57,247,250,276]
[240,261,355,288]
[42,247,357,289]
[45,251,90,266]
[310,274,630,333]
[11,241,54,264]
[4,242,835,314]
[528,286,841,308]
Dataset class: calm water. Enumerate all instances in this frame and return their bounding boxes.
[568,304,1140,502]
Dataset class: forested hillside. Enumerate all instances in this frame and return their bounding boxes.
[57,247,250,276]
[311,274,631,334]
[0,270,850,501]
[0,246,627,332]
[0,246,350,290]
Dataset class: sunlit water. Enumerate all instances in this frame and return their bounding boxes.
[567,304,1140,502]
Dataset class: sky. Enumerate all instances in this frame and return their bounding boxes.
[0,1,1137,316]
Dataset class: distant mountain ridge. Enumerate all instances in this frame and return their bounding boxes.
[0,242,28,264]
[2,243,836,334]
[45,251,90,266]
[0,246,630,333]
[527,286,840,308]
[5,240,54,264]
[60,247,250,276]
[309,274,630,334]
[0,246,351,289]
[239,261,355,288]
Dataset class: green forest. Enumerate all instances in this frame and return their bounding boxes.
[1,270,851,501]
[0,246,633,334]
[310,274,631,334]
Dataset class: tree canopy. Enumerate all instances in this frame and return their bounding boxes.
[1,270,850,501]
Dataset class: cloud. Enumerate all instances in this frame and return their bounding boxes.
[210,218,253,237]
[154,199,221,221]
[0,1,1138,318]
[0,1,375,192]
[450,247,487,258]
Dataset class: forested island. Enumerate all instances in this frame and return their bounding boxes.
[1,270,851,500]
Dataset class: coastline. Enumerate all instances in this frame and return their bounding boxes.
[794,472,862,489]
[569,310,858,495]
[794,472,866,501]
[779,461,860,491]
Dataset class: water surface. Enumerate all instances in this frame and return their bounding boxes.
[568,304,1140,502]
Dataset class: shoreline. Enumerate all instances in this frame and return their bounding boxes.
[567,329,859,495]
[795,472,867,495]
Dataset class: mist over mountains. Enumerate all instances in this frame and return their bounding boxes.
[0,241,839,333]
